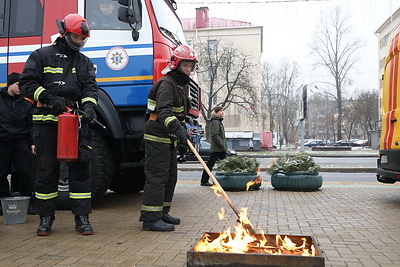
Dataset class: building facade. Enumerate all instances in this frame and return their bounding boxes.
[181,7,264,136]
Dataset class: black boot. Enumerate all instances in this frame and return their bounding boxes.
[162,212,180,225]
[143,219,174,231]
[37,216,55,236]
[75,215,93,235]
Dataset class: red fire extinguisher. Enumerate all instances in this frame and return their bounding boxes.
[57,108,79,161]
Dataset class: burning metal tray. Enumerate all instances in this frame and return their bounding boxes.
[187,232,325,267]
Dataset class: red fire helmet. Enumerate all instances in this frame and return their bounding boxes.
[61,13,90,38]
[168,44,198,70]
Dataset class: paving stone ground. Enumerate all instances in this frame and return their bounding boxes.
[1,180,400,267]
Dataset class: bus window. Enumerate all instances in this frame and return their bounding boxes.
[9,0,43,37]
[0,0,5,35]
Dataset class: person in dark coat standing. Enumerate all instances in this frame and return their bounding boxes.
[19,14,98,236]
[200,106,227,186]
[140,45,198,232]
[0,73,36,215]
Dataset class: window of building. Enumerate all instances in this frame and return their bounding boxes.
[379,57,386,69]
[380,33,390,49]
[212,94,218,107]
[186,40,193,46]
[208,39,217,55]
[383,33,390,47]
[208,66,217,80]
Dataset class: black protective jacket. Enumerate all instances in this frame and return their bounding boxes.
[144,71,190,144]
[19,37,98,124]
[0,87,34,145]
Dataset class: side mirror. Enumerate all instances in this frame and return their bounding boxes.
[118,0,142,41]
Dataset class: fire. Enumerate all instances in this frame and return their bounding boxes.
[246,167,263,191]
[193,208,316,256]
[211,185,222,197]
[201,167,316,257]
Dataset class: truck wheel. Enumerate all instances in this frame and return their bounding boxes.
[109,166,145,193]
[56,130,114,210]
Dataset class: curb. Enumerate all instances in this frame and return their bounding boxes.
[236,153,378,158]
[178,166,377,173]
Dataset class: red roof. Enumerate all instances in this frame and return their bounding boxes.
[181,17,252,30]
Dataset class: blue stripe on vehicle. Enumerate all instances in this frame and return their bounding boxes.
[0,43,153,57]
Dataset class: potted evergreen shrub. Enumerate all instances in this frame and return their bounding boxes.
[266,153,323,191]
[215,157,262,191]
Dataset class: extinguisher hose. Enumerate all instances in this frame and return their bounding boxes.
[42,103,106,129]
[72,109,107,129]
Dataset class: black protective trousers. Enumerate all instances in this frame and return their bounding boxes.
[34,124,91,216]
[201,152,227,184]
[0,138,33,197]
[140,141,177,222]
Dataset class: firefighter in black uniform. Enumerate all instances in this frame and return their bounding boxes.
[140,45,198,231]
[19,14,98,236]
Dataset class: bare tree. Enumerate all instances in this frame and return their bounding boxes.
[342,99,358,140]
[195,39,258,138]
[306,93,336,143]
[350,90,379,140]
[261,61,280,133]
[277,60,299,146]
[310,5,362,140]
[261,59,299,147]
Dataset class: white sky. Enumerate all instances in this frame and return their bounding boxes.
[176,0,400,97]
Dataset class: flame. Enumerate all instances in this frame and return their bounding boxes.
[218,207,225,220]
[200,167,316,256]
[268,159,277,168]
[193,207,316,256]
[245,167,263,191]
[211,185,223,197]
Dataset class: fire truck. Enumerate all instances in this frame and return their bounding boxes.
[377,24,400,184]
[0,0,201,206]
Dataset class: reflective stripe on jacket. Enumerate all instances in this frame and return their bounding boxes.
[19,38,98,124]
[144,73,190,143]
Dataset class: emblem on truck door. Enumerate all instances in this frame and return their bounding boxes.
[106,47,129,70]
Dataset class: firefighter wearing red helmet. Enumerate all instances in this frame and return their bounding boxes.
[19,13,98,236]
[140,44,198,231]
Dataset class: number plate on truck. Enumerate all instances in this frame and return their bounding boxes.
[381,155,388,164]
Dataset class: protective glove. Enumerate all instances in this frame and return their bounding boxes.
[47,96,67,115]
[78,145,92,163]
[169,120,188,144]
[82,103,97,123]
[177,143,188,156]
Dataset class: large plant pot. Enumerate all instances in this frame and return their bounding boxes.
[271,172,323,191]
[215,172,261,191]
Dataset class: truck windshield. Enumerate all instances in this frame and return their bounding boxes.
[86,0,131,30]
[152,0,185,45]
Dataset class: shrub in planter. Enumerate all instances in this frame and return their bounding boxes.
[266,153,323,191]
[215,157,262,191]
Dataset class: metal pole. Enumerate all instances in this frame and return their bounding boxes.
[300,119,304,152]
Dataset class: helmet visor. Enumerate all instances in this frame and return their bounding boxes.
[65,32,88,51]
